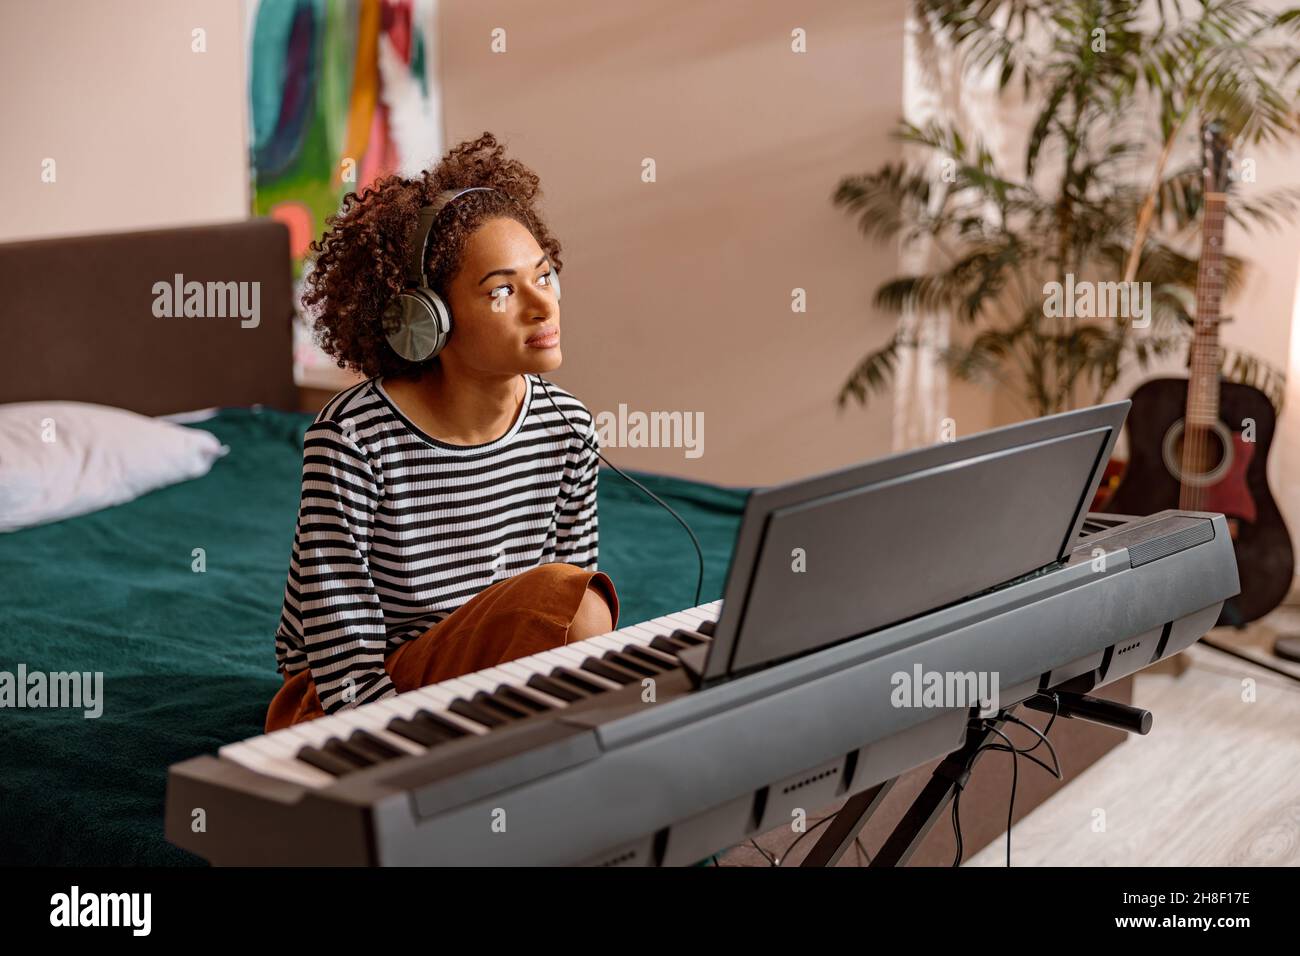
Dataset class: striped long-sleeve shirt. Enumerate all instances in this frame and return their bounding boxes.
[274,373,600,715]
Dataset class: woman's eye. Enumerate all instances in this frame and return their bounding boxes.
[490,273,552,299]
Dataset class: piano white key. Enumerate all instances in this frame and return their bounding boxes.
[242,730,323,765]
[608,629,655,648]
[663,610,710,631]
[401,683,470,711]
[638,613,679,631]
[619,623,669,643]
[437,677,484,700]
[496,652,563,678]
[583,634,636,653]
[547,646,596,666]
[225,733,293,760]
[352,699,415,733]
[456,671,502,694]
[268,721,344,752]
[464,665,522,688]
[492,653,566,683]
[220,740,335,788]
[497,660,545,682]
[467,668,540,696]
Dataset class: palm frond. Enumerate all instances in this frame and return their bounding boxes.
[837,331,912,410]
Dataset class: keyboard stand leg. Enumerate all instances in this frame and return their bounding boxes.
[868,713,1012,867]
[797,779,896,867]
[801,712,1012,867]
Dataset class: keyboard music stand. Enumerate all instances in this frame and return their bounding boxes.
[689,401,1139,867]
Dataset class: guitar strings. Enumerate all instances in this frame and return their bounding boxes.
[1185,193,1223,513]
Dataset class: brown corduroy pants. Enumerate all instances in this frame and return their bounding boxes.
[264,562,620,733]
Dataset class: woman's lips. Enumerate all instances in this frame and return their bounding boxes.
[526,328,560,349]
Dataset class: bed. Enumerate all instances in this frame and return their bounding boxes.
[0,219,748,865]
[0,219,1130,867]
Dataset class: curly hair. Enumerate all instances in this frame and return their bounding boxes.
[301,131,563,381]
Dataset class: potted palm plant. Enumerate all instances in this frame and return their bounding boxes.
[836,0,1300,418]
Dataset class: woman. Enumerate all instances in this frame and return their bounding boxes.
[265,132,619,732]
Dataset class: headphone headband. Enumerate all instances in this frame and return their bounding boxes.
[405,186,503,288]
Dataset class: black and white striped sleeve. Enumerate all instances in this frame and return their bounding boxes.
[292,420,396,714]
[554,414,600,571]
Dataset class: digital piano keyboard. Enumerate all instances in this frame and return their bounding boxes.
[165,510,1239,865]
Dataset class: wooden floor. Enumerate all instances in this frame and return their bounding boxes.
[965,607,1300,867]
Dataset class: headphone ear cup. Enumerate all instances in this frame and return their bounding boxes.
[384,289,452,362]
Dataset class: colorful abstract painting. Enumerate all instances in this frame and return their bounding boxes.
[244,0,442,385]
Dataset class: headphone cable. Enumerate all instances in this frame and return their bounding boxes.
[537,375,706,608]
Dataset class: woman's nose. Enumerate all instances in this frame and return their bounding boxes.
[521,280,559,312]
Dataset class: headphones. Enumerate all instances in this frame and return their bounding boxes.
[384,186,561,362]
[383,187,706,609]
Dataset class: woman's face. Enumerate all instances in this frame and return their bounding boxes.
[441,216,562,377]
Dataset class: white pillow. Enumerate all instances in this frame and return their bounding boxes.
[0,402,229,533]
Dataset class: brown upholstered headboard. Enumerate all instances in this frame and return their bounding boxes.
[0,218,297,415]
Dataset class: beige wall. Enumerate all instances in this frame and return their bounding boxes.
[0,0,249,241]
[440,0,905,486]
[0,0,906,488]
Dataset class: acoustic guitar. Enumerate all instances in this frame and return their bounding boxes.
[1103,120,1294,626]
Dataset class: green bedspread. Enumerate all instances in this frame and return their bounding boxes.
[0,406,748,865]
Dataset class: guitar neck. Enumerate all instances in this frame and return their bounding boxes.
[1188,191,1226,428]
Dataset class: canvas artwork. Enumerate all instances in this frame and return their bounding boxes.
[244,0,443,387]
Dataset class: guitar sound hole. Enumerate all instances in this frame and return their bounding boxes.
[1161,418,1233,487]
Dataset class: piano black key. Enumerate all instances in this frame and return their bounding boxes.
[602,650,659,677]
[622,644,680,669]
[297,745,360,777]
[670,628,709,647]
[349,729,405,761]
[472,690,530,721]
[324,738,378,768]
[527,673,587,702]
[549,666,611,696]
[650,634,690,655]
[448,697,507,728]
[496,685,553,712]
[581,657,640,685]
[413,709,472,739]
[697,620,716,636]
[388,716,453,748]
